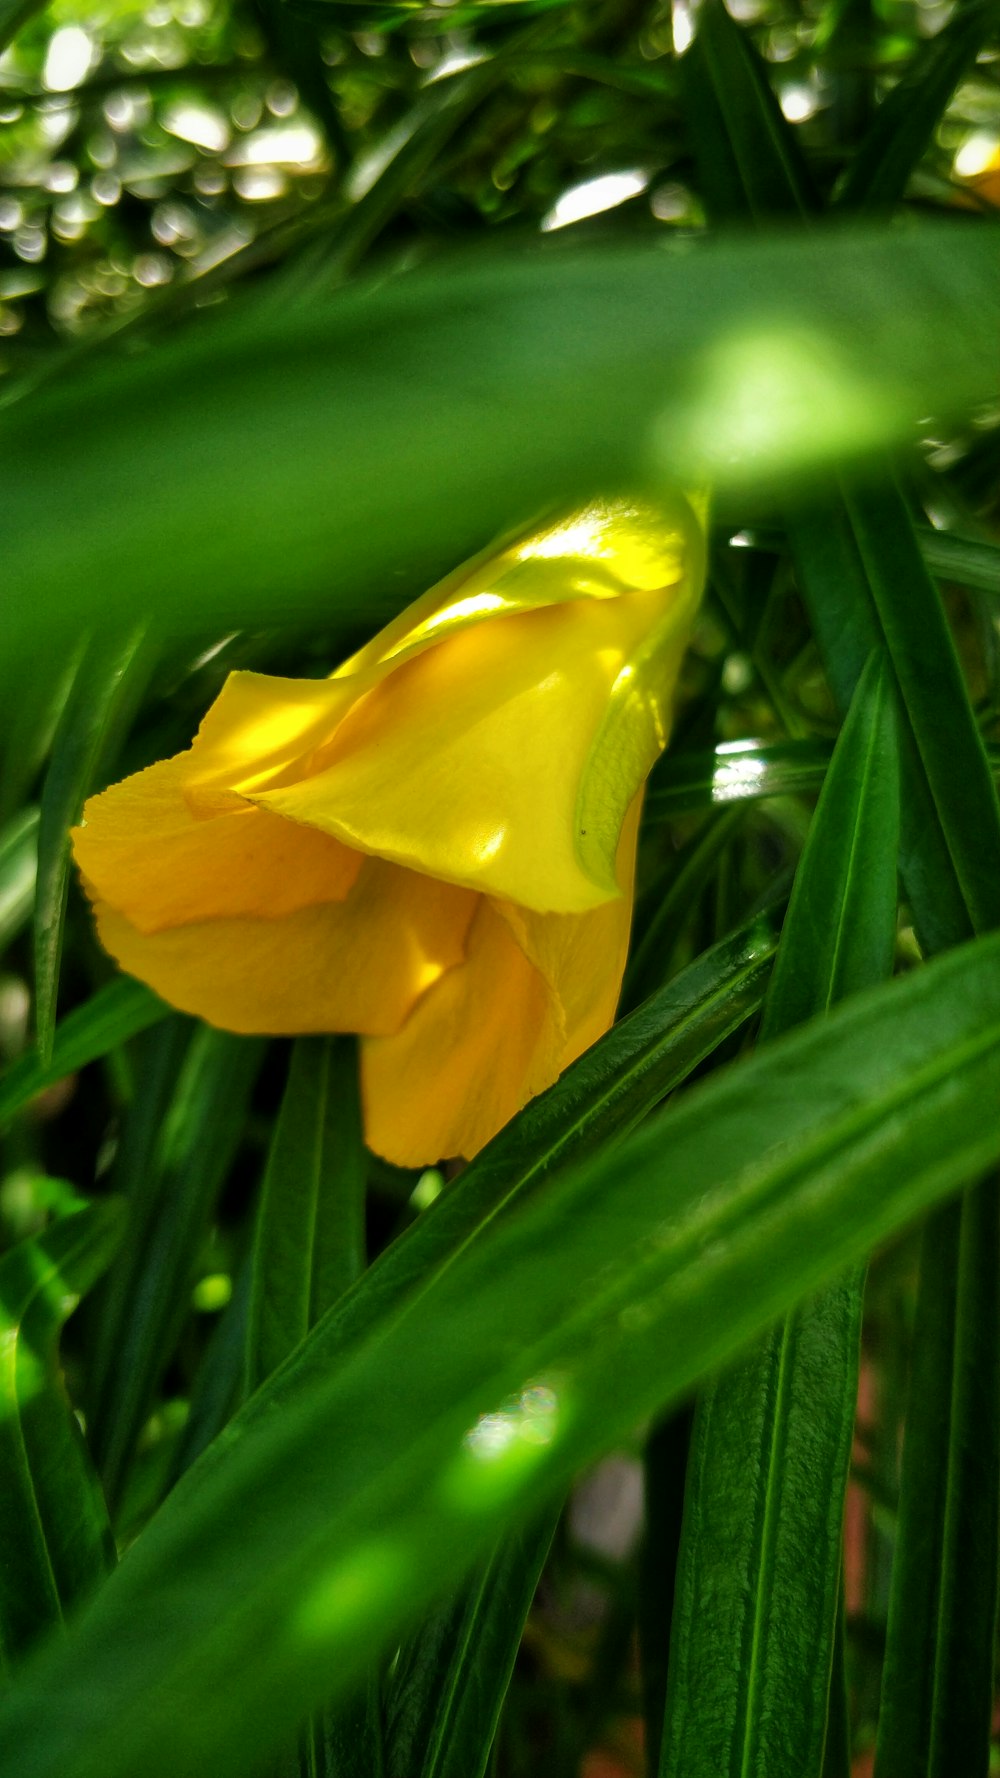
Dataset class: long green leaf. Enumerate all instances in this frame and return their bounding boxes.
[33,625,151,1063]
[662,656,899,1778]
[1,933,1000,1778]
[792,481,1000,949]
[0,979,169,1133]
[246,1036,366,1394]
[836,0,997,211]
[647,737,1000,822]
[383,1515,555,1778]
[0,1202,123,1670]
[245,1037,372,1777]
[874,1178,1000,1778]
[0,807,38,954]
[2,226,998,690]
[678,0,817,222]
[87,1027,264,1508]
[679,18,1000,1770]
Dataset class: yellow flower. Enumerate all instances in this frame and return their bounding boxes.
[72,494,706,1165]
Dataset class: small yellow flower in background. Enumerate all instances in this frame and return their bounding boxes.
[73,494,706,1165]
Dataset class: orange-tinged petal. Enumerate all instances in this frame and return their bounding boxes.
[362,801,640,1164]
[89,858,475,1037]
[73,753,362,934]
[361,896,558,1165]
[496,795,641,1069]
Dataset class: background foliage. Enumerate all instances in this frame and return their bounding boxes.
[1,0,1000,1774]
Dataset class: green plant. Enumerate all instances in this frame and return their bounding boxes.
[1,1,1000,1774]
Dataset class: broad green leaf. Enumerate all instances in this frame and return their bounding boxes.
[1,934,1000,1778]
[662,657,899,1778]
[33,624,151,1063]
[0,978,169,1134]
[87,1027,265,1509]
[836,0,997,211]
[2,226,999,691]
[0,806,38,953]
[0,1202,123,1670]
[246,1036,365,1394]
[822,1597,851,1778]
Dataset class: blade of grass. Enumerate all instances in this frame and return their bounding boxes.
[1,931,1000,1778]
[0,1202,123,1670]
[661,656,899,1778]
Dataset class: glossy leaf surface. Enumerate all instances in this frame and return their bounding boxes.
[1,934,1000,1778]
[0,1203,123,1669]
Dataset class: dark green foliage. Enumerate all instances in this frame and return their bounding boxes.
[1,0,999,1773]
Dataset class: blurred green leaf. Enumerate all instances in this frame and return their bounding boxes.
[919,527,1000,596]
[648,738,1000,822]
[2,225,999,693]
[34,625,151,1064]
[2,933,1000,1778]
[836,0,996,211]
[662,655,899,1778]
[680,0,818,221]
[0,807,38,954]
[0,0,44,54]
[0,979,169,1133]
[0,1202,123,1669]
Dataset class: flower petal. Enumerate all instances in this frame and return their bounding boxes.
[362,800,640,1164]
[247,497,703,912]
[361,896,558,1165]
[73,752,362,935]
[89,858,475,1037]
[249,588,666,912]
